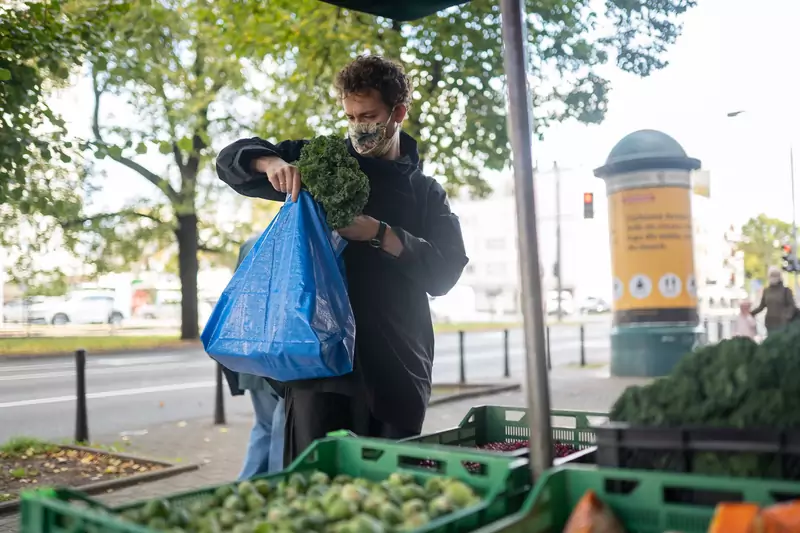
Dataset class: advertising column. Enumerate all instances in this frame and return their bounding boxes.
[595,130,703,377]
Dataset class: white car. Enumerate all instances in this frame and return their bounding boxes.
[134,299,214,327]
[2,297,46,323]
[28,294,126,326]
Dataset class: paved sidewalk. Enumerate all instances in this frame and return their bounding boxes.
[0,366,648,532]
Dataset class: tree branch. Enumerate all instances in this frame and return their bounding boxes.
[197,242,229,254]
[91,67,180,204]
[61,208,167,230]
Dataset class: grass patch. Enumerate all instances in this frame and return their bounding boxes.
[0,437,58,457]
[0,436,165,504]
[434,322,520,333]
[0,335,191,356]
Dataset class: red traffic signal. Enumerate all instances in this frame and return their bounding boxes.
[784,244,793,254]
[583,192,594,219]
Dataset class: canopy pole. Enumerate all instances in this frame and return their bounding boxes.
[499,0,553,478]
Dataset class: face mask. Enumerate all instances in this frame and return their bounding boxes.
[348,110,398,157]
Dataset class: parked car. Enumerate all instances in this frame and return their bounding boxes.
[27,293,126,325]
[580,296,611,315]
[134,296,214,327]
[2,297,47,323]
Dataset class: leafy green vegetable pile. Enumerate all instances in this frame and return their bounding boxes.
[611,325,800,478]
[297,135,370,229]
[118,470,480,533]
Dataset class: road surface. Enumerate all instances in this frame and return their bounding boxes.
[0,324,612,442]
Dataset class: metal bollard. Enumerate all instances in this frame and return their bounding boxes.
[503,329,510,378]
[75,349,89,443]
[214,363,226,425]
[546,326,552,370]
[459,330,466,384]
[579,325,586,367]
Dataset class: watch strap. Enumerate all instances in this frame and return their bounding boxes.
[370,221,387,248]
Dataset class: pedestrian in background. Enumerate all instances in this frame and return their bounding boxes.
[220,235,285,478]
[733,300,758,340]
[751,266,797,336]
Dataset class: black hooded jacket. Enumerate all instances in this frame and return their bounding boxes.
[215,132,468,433]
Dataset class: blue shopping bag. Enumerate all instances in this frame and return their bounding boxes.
[201,190,355,382]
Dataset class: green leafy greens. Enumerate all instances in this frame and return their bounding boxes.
[297,136,370,229]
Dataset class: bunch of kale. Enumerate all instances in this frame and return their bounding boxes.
[610,325,800,478]
[297,135,370,229]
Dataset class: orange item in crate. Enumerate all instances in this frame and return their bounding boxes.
[707,503,760,533]
[759,500,800,532]
[563,489,625,533]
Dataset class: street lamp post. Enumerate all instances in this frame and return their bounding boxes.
[727,110,798,293]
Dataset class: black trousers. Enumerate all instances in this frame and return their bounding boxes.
[282,388,417,467]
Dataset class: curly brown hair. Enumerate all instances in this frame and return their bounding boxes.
[334,55,413,111]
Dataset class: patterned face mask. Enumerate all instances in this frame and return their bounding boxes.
[347,110,398,157]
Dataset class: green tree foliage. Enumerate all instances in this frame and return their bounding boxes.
[0,1,123,287]
[737,214,794,282]
[245,0,696,195]
[26,0,693,339]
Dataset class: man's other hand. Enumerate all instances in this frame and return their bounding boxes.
[336,216,380,241]
[254,157,302,202]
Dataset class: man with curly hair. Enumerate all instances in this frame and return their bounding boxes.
[216,56,469,465]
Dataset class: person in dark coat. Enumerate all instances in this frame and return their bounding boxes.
[752,266,797,336]
[215,55,469,466]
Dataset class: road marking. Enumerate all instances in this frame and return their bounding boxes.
[0,361,213,382]
[0,354,198,374]
[0,381,216,409]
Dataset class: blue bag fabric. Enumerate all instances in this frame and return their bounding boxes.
[201,190,355,382]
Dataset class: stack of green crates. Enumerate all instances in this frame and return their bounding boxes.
[406,406,607,463]
[20,436,533,533]
[472,464,800,533]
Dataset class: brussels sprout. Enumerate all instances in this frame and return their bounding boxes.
[398,484,425,502]
[254,479,272,497]
[246,493,267,512]
[238,480,256,496]
[325,499,358,521]
[401,499,425,516]
[377,503,403,525]
[223,494,245,512]
[428,495,455,518]
[443,480,476,508]
[310,471,331,486]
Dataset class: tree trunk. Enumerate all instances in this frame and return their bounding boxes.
[176,213,199,339]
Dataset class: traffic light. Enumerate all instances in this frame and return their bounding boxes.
[782,243,797,272]
[583,192,594,219]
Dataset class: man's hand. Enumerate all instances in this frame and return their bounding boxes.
[254,157,302,202]
[336,215,380,241]
[337,216,404,257]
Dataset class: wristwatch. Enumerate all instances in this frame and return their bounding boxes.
[369,221,388,249]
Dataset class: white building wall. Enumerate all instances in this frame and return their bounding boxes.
[450,166,740,317]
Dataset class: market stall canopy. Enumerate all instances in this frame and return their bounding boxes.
[320,0,469,21]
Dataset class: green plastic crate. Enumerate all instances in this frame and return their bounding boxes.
[20,436,532,533]
[406,406,608,461]
[474,464,800,533]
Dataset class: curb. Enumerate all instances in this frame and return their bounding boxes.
[0,343,203,362]
[0,444,199,516]
[429,383,521,407]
